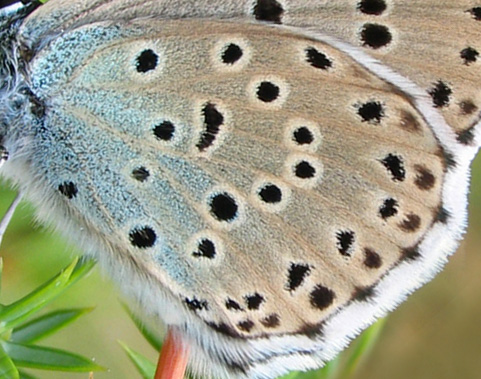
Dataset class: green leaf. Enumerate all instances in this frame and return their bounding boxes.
[18,370,39,379]
[279,371,301,379]
[341,318,386,377]
[0,341,19,379]
[11,308,94,344]
[0,258,3,297]
[123,304,163,351]
[2,341,105,372]
[66,258,96,288]
[0,258,95,333]
[321,357,342,379]
[119,341,155,379]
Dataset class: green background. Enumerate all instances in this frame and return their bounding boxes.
[1,154,481,379]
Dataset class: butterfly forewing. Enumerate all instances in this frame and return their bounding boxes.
[21,0,481,136]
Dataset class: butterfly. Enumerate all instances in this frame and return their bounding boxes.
[0,0,480,378]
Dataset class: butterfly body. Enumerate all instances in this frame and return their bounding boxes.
[1,1,480,378]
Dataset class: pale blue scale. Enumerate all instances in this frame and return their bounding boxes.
[30,106,206,253]
[154,243,197,288]
[33,110,146,230]
[60,88,191,148]
[156,155,216,203]
[31,24,128,91]
[30,107,206,290]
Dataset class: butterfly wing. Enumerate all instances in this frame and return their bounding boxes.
[278,0,481,139]
[20,1,481,135]
[3,1,479,378]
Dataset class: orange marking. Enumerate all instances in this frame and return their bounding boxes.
[155,328,189,379]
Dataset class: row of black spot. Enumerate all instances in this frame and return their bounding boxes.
[356,94,469,133]
[185,293,279,332]
[184,288,335,334]
[359,0,479,67]
[56,153,430,257]
[55,192,420,265]
[334,231,383,268]
[380,198,422,234]
[56,150,431,260]
[252,0,387,23]
[252,1,391,49]
[208,314,281,337]
[220,42,333,74]
[133,41,335,154]
[149,103,225,152]
[380,153,436,191]
[354,1,480,112]
[133,0,480,120]
[150,97,319,158]
[225,293,265,311]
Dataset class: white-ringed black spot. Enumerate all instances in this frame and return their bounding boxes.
[129,226,157,248]
[461,47,479,65]
[360,23,392,49]
[379,198,398,219]
[258,184,282,204]
[358,101,385,123]
[380,154,405,181]
[468,7,481,21]
[132,166,150,182]
[136,49,159,73]
[398,214,421,232]
[58,182,78,199]
[192,239,216,259]
[197,103,224,151]
[286,155,323,188]
[209,192,238,222]
[221,43,243,64]
[237,319,255,332]
[153,121,175,141]
[357,0,387,15]
[363,248,382,269]
[185,297,209,311]
[336,230,355,257]
[225,299,244,311]
[257,81,280,103]
[309,285,335,310]
[428,81,452,108]
[293,127,314,145]
[245,293,265,310]
[305,47,332,70]
[414,165,435,190]
[260,314,280,328]
[295,161,316,179]
[286,263,311,291]
[253,0,284,23]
